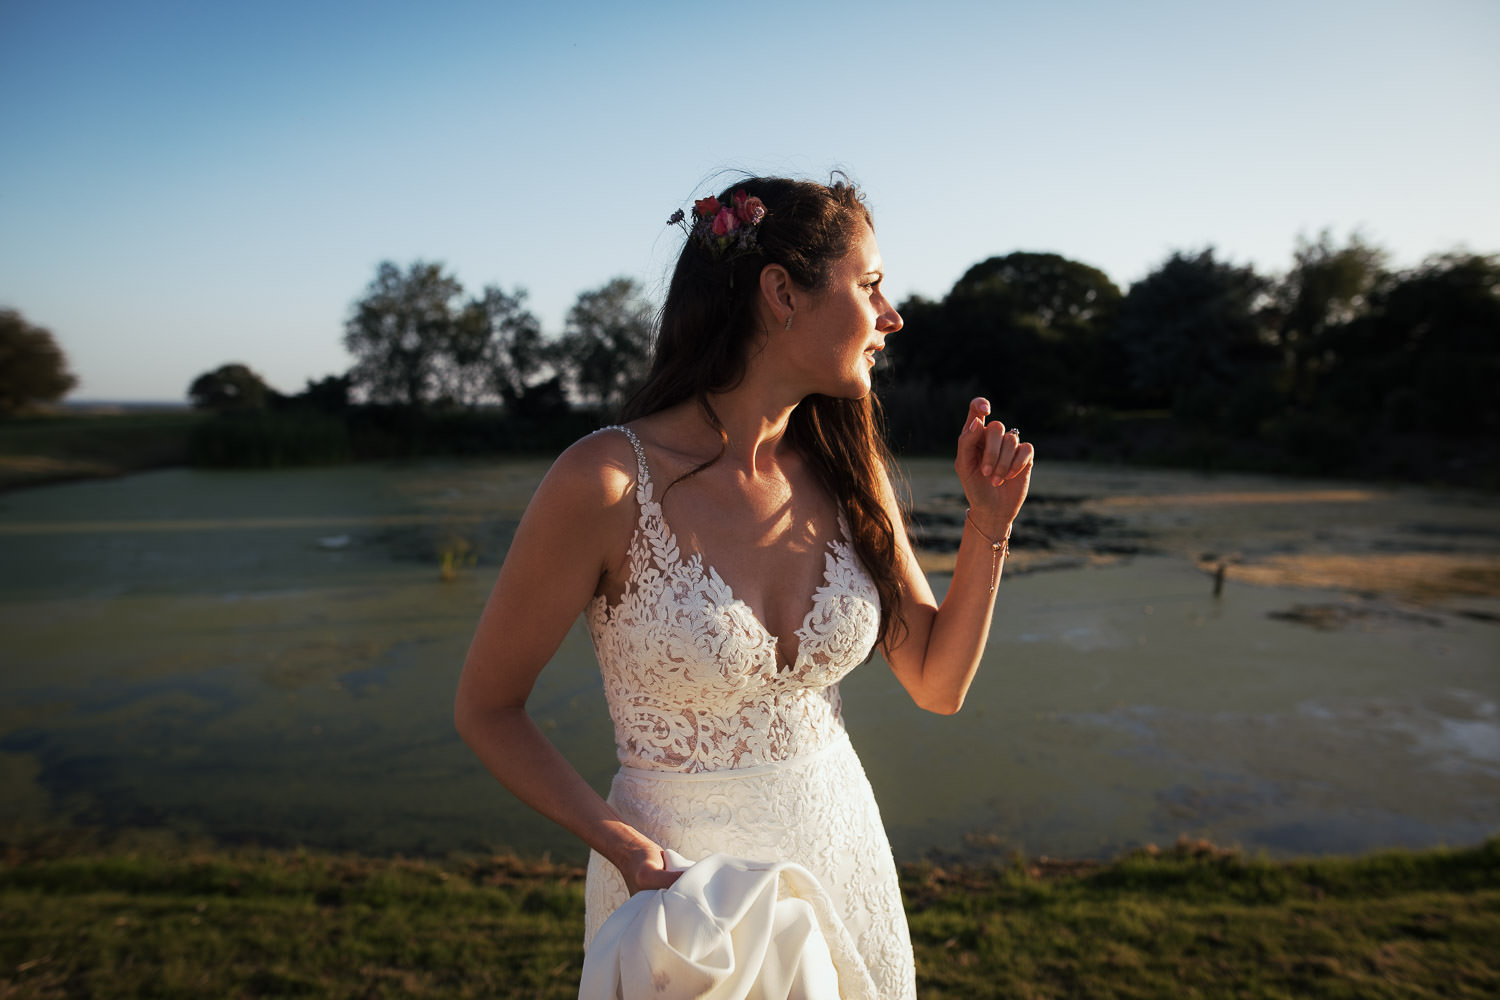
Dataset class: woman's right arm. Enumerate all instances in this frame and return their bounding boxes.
[453,433,679,895]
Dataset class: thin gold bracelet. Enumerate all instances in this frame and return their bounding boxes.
[965,508,1012,593]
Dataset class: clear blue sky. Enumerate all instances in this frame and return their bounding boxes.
[3,0,1496,402]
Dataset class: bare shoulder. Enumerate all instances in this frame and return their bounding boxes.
[527,428,642,527]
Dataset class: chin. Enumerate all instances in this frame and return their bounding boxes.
[826,377,873,401]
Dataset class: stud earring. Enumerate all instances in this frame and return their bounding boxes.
[784,316,793,331]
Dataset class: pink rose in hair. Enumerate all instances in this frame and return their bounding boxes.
[712,208,739,236]
[694,196,720,218]
[737,196,766,225]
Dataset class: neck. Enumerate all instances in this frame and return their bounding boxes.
[701,366,806,477]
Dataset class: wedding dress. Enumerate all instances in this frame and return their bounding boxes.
[580,851,879,999]
[582,426,916,999]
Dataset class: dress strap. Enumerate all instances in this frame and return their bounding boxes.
[596,424,653,505]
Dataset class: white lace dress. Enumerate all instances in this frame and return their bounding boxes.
[582,426,916,999]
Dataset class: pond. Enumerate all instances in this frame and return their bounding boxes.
[1,457,1496,863]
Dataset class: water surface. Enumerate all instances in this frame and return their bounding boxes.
[1,459,1496,861]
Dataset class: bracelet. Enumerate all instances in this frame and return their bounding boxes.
[965,508,1012,593]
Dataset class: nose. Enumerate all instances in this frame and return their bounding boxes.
[878,296,902,334]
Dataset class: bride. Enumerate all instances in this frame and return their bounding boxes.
[455,175,1032,997]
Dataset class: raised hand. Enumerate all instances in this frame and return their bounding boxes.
[955,396,1033,531]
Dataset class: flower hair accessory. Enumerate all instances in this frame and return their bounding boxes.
[667,190,767,261]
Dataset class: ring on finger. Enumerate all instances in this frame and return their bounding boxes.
[1008,427,1021,440]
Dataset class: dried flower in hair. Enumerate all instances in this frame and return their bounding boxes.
[669,189,768,262]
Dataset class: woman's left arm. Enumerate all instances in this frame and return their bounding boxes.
[882,396,1033,714]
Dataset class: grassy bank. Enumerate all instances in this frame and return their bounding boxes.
[0,412,200,492]
[4,407,1496,495]
[2,835,1495,998]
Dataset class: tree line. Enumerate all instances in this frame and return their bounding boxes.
[4,231,1494,482]
[190,264,655,419]
[877,235,1497,477]
[194,235,1498,453]
[183,265,657,462]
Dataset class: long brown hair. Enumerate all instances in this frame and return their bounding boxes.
[621,175,908,651]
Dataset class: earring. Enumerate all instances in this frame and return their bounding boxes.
[784,316,793,331]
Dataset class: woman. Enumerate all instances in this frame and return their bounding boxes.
[454,175,1032,997]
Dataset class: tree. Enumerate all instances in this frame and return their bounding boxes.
[559,277,654,411]
[285,374,350,413]
[188,363,273,411]
[1111,249,1275,429]
[949,252,1122,334]
[1270,230,1388,407]
[453,285,549,411]
[344,261,466,409]
[1322,252,1500,433]
[885,252,1122,427]
[344,261,549,411]
[0,309,77,416]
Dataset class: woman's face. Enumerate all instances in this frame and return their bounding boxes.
[786,225,903,399]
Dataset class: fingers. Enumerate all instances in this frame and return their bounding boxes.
[998,427,1019,475]
[635,867,683,894]
[958,399,1031,485]
[979,422,1004,479]
[622,843,685,896]
[1008,440,1035,480]
[980,429,1035,483]
[980,423,1021,480]
[961,397,991,437]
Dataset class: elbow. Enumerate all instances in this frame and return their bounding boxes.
[453,697,478,747]
[453,688,491,749]
[915,690,966,716]
[454,690,524,748]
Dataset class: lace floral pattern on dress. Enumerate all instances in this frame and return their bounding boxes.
[581,426,916,999]
[584,426,881,773]
[584,733,916,999]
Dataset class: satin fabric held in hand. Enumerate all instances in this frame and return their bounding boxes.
[579,851,878,1000]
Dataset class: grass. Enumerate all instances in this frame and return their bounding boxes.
[905,838,1500,998]
[0,846,589,999]
[1,835,1495,998]
[0,412,200,491]
[6,407,1496,494]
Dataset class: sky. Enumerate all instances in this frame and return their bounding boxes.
[2,0,1497,402]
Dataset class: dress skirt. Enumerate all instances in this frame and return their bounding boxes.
[584,729,917,999]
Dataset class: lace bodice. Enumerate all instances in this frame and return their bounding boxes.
[585,426,881,773]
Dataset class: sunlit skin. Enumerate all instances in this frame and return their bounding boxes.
[764,225,902,400]
[454,224,1034,898]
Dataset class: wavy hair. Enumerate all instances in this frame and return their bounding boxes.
[621,175,908,651]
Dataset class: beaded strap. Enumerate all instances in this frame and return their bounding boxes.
[596,424,652,503]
